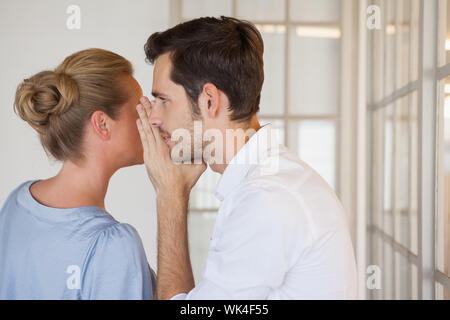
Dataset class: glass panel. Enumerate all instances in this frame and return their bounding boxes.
[397,0,410,89]
[384,0,396,96]
[190,167,221,210]
[411,263,418,299]
[383,241,394,299]
[259,118,286,145]
[436,282,445,300]
[437,77,450,278]
[369,234,383,300]
[188,212,217,283]
[182,0,232,19]
[237,0,285,21]
[409,0,419,80]
[372,108,385,230]
[385,0,396,28]
[394,252,410,299]
[437,0,447,66]
[289,120,336,190]
[372,0,385,103]
[256,24,285,116]
[383,104,394,237]
[435,281,450,300]
[289,0,340,23]
[289,27,340,115]
[394,95,410,248]
[409,91,419,255]
[438,0,450,66]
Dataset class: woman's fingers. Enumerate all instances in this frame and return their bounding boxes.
[144,100,166,152]
[136,118,149,155]
[140,96,152,119]
[142,99,163,150]
[151,121,165,151]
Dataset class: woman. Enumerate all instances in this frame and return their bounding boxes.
[0,48,156,299]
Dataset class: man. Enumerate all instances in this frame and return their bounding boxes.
[136,16,357,299]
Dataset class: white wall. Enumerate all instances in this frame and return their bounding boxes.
[0,0,170,272]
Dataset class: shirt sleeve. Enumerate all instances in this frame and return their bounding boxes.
[178,186,307,300]
[81,223,155,300]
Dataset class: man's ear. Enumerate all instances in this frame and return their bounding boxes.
[200,83,220,119]
[90,110,111,140]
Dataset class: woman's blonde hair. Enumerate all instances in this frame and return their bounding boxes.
[14,48,133,161]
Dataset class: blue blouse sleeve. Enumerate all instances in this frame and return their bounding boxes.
[81,223,156,300]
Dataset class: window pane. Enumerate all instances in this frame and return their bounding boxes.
[438,0,450,66]
[190,167,221,210]
[409,91,419,255]
[435,281,450,300]
[383,241,394,299]
[411,263,418,299]
[383,104,394,237]
[289,27,340,115]
[237,0,285,21]
[182,0,232,19]
[394,95,410,248]
[384,0,396,97]
[372,108,385,230]
[394,252,410,299]
[385,0,396,26]
[371,0,385,103]
[436,282,444,300]
[410,0,419,80]
[188,212,217,283]
[397,0,410,89]
[256,24,285,116]
[369,234,383,300]
[289,0,340,23]
[289,120,336,190]
[437,77,450,278]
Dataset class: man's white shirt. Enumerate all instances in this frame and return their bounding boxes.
[172,124,357,299]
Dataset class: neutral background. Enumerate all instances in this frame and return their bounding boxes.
[0,0,169,272]
[1,0,449,300]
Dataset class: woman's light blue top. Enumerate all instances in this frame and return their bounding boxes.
[0,180,156,299]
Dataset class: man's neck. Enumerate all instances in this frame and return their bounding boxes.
[209,115,261,174]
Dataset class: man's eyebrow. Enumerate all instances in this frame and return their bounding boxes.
[151,90,168,98]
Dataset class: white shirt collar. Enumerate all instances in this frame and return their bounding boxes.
[214,123,276,201]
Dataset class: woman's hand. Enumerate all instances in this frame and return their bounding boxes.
[136,96,206,197]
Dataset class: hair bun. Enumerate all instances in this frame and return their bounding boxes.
[54,72,79,113]
[14,70,79,133]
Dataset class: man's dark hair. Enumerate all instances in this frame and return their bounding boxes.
[144,16,264,122]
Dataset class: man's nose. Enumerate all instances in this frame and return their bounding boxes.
[149,100,163,127]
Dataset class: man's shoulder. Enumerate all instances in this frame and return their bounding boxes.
[247,145,339,203]
[248,145,317,185]
[224,146,346,231]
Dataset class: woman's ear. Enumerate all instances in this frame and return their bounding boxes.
[90,110,111,140]
[201,83,220,119]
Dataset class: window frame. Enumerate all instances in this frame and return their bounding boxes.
[367,0,450,299]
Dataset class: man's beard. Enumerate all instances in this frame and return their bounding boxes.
[167,100,208,164]
[186,100,208,163]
